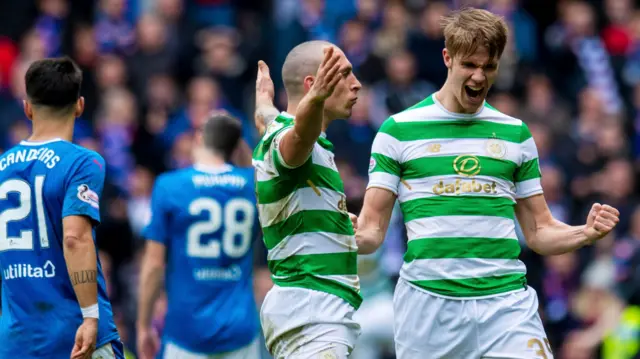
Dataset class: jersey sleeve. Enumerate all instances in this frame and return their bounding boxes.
[514,122,543,199]
[142,175,171,245]
[271,126,301,169]
[367,118,402,195]
[62,152,105,225]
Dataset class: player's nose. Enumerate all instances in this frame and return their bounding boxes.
[470,68,486,83]
[351,76,362,92]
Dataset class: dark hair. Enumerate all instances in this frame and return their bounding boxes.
[203,113,243,161]
[25,57,82,111]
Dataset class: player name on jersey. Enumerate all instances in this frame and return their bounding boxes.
[0,146,61,170]
[192,173,247,188]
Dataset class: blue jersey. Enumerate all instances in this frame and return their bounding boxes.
[143,164,260,354]
[0,138,119,358]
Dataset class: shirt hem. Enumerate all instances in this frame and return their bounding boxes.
[403,278,527,300]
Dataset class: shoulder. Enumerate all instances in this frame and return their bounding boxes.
[480,103,524,127]
[155,168,190,189]
[57,145,106,179]
[234,166,255,179]
[64,144,105,168]
[253,113,295,161]
[262,113,294,140]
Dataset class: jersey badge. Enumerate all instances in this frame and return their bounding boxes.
[485,138,507,159]
[77,184,100,209]
[368,157,376,173]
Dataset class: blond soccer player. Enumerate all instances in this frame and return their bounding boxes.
[354,8,620,359]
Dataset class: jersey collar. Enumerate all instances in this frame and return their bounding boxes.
[194,163,233,174]
[20,138,64,146]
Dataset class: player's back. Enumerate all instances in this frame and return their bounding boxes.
[0,138,118,358]
[144,164,260,354]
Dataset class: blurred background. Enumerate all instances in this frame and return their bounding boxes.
[0,0,640,358]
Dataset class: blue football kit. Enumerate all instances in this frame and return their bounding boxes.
[0,138,121,358]
[143,164,260,356]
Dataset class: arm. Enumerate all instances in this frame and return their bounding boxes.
[63,216,98,311]
[61,154,105,358]
[279,46,345,167]
[356,187,396,254]
[136,241,166,331]
[513,122,618,255]
[136,177,170,359]
[515,194,619,255]
[356,117,403,253]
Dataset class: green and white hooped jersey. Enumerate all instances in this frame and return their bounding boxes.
[368,94,543,298]
[252,112,362,309]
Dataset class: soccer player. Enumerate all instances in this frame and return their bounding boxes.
[0,57,123,358]
[355,8,621,358]
[136,112,261,359]
[252,41,362,358]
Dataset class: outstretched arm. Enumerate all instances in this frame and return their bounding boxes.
[279,46,346,167]
[356,187,397,254]
[254,60,280,136]
[516,194,619,255]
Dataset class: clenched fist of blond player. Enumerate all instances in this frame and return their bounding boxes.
[583,203,620,244]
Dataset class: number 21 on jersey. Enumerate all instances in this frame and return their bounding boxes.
[187,197,254,259]
[0,177,49,252]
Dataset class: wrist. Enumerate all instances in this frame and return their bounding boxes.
[81,303,99,319]
[579,225,596,246]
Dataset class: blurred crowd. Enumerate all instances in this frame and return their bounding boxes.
[1,0,640,358]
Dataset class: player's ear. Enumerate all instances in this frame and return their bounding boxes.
[443,48,452,70]
[303,75,315,94]
[74,97,85,118]
[23,100,33,121]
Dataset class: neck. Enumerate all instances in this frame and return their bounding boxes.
[193,148,226,167]
[286,99,332,132]
[29,115,75,142]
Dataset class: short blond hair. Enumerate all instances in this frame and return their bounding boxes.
[441,8,508,60]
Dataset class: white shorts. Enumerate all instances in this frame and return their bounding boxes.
[92,342,123,359]
[162,338,260,359]
[394,279,553,359]
[260,285,361,359]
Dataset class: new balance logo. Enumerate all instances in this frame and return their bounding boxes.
[2,261,56,280]
[427,144,441,153]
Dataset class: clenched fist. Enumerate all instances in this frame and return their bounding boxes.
[583,203,620,244]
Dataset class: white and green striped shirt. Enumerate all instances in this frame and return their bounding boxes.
[368,94,542,298]
[252,112,362,309]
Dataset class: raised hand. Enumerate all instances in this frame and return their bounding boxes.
[583,203,620,244]
[307,46,345,102]
[254,60,280,136]
[256,60,275,106]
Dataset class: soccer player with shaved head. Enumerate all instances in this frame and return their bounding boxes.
[252,40,362,358]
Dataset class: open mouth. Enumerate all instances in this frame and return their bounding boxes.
[464,86,483,101]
